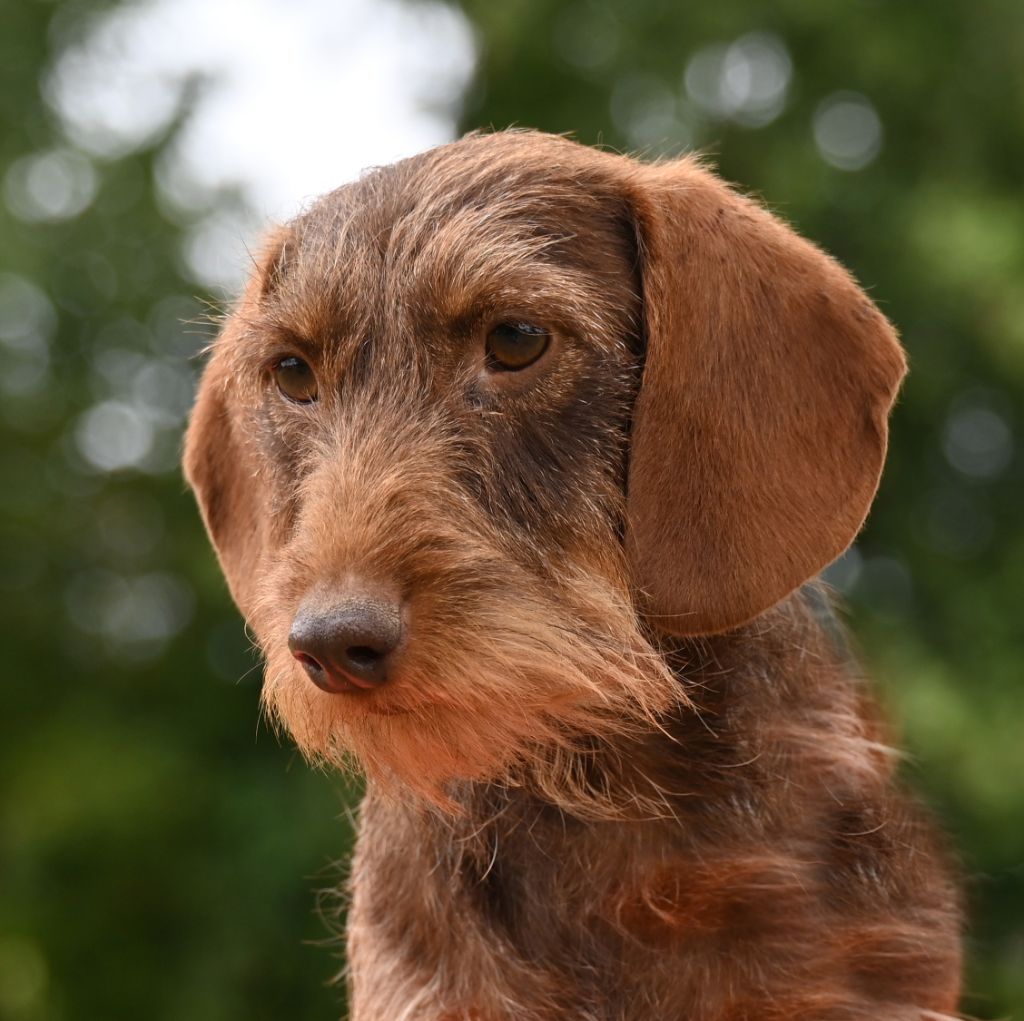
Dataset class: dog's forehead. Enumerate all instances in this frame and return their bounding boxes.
[310,131,618,243]
[265,135,634,344]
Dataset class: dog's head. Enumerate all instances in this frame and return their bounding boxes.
[184,131,905,805]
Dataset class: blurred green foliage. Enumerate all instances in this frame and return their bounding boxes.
[0,3,353,1019]
[1,0,1021,1018]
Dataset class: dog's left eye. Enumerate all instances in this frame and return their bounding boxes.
[485,322,550,372]
[273,356,319,404]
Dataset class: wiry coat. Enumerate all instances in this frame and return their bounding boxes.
[184,131,962,1020]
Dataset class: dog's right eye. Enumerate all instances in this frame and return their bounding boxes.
[273,356,319,404]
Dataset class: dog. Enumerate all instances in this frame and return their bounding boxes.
[184,130,962,1020]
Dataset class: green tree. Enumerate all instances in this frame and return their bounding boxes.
[1,3,351,1018]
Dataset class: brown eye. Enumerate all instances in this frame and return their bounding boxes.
[485,322,550,372]
[273,355,318,404]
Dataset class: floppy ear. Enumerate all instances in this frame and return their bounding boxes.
[623,158,906,635]
[183,229,289,618]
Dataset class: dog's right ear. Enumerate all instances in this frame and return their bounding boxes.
[183,229,290,618]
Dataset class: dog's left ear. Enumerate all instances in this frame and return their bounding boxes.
[621,158,906,635]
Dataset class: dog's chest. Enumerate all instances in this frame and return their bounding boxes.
[346,788,726,1020]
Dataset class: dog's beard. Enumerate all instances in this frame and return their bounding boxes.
[258,557,683,815]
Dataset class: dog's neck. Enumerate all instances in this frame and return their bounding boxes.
[414,584,872,841]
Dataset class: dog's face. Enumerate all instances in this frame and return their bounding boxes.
[185,131,906,804]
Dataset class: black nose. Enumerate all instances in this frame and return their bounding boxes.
[288,594,404,693]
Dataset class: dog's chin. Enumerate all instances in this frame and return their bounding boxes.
[260,658,538,804]
[260,608,683,812]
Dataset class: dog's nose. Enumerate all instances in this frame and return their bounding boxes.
[288,594,404,693]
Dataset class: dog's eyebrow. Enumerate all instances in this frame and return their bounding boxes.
[427,258,622,334]
[229,317,325,376]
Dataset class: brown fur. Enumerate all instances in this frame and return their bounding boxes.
[184,130,961,1019]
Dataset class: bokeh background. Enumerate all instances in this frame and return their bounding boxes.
[2,0,1022,1017]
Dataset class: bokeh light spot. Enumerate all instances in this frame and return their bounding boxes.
[0,275,56,398]
[610,74,689,151]
[943,404,1014,480]
[75,400,155,472]
[813,92,883,170]
[0,274,57,350]
[3,148,98,222]
[65,569,195,656]
[684,32,791,127]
